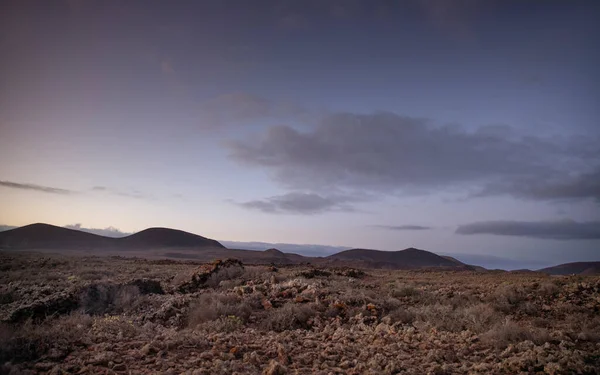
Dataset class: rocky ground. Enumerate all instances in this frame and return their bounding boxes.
[0,251,599,374]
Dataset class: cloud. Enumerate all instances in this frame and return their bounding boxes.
[456,220,600,240]
[90,186,147,200]
[64,224,132,237]
[277,14,310,30]
[478,168,600,202]
[198,92,308,129]
[235,192,360,214]
[0,180,73,195]
[227,112,598,201]
[419,0,482,41]
[0,181,151,200]
[371,225,432,231]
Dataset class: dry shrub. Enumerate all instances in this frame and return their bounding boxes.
[491,284,526,313]
[241,266,270,281]
[218,279,242,290]
[187,293,253,327]
[519,301,540,316]
[0,313,92,363]
[387,307,416,324]
[413,304,464,332]
[538,281,559,297]
[260,303,318,332]
[91,315,140,339]
[205,266,245,288]
[565,313,600,342]
[481,319,551,348]
[342,293,374,308]
[390,284,420,298]
[462,303,501,333]
[196,315,244,333]
[413,303,501,333]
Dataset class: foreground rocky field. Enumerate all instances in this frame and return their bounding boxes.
[0,251,599,374]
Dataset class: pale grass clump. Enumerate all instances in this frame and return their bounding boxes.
[187,293,260,327]
[481,318,552,348]
[260,303,319,332]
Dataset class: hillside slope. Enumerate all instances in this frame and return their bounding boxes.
[119,227,224,249]
[0,223,114,249]
[538,262,600,276]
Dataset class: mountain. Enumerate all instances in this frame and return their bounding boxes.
[0,223,224,250]
[538,262,600,276]
[0,223,114,249]
[119,227,224,249]
[325,247,465,269]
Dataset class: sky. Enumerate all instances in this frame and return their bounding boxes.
[1,0,599,268]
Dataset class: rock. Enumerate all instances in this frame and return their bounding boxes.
[87,351,116,366]
[127,279,164,295]
[262,299,273,310]
[277,344,290,365]
[112,363,127,372]
[176,259,244,293]
[141,344,156,356]
[263,360,287,375]
[8,292,78,323]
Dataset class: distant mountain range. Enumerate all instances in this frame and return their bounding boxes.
[0,223,598,274]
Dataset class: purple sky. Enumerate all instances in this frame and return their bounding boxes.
[1,0,599,265]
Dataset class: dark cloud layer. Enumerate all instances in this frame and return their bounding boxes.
[372,225,432,231]
[236,192,358,214]
[479,168,600,202]
[0,180,73,195]
[456,220,600,240]
[227,112,599,202]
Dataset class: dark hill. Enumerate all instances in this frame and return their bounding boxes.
[538,262,600,276]
[119,227,224,249]
[0,223,224,250]
[264,248,285,257]
[0,223,114,249]
[326,247,461,269]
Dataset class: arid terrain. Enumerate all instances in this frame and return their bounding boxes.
[1,251,599,375]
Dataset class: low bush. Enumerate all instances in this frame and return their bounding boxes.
[187,293,253,327]
[260,303,318,332]
[481,319,533,348]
